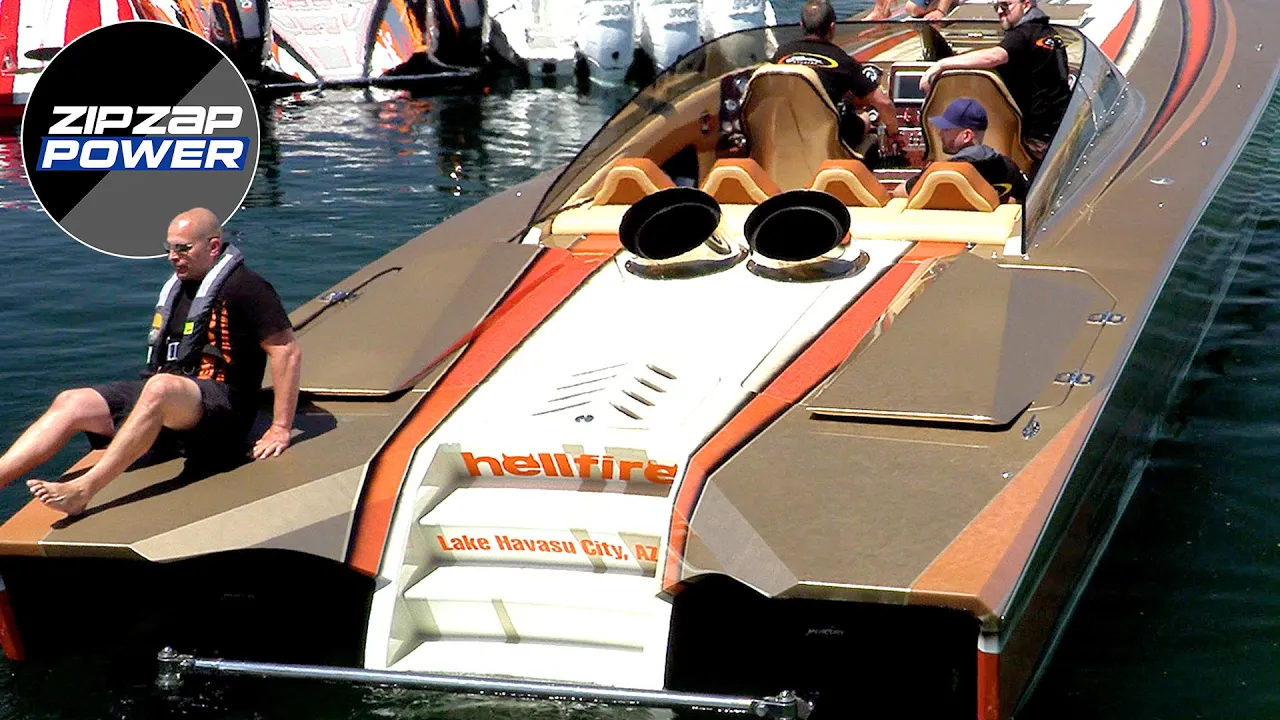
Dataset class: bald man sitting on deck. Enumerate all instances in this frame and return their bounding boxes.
[1,208,302,516]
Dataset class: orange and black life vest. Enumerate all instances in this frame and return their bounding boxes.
[145,244,244,379]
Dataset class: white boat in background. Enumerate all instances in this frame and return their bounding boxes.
[576,0,634,84]
[0,0,142,124]
[698,0,773,53]
[487,0,579,76]
[487,0,773,87]
[635,0,699,73]
[262,0,488,90]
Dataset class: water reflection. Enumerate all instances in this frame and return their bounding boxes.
[236,81,631,216]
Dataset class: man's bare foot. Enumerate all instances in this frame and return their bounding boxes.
[26,479,91,516]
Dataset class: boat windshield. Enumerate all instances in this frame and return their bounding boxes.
[533,19,1097,226]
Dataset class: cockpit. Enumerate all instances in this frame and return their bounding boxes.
[531,19,1137,258]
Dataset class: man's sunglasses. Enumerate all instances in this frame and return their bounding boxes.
[992,1,1023,11]
[164,242,195,255]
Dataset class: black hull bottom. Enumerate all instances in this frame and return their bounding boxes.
[0,550,373,667]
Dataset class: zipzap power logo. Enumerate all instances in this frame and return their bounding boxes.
[21,21,259,258]
[36,105,249,171]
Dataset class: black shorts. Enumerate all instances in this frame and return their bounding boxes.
[87,378,253,465]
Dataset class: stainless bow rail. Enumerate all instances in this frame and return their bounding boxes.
[156,648,814,718]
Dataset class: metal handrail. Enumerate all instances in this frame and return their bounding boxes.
[156,648,814,719]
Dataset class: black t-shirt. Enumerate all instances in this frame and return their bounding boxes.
[771,37,878,105]
[905,144,1028,202]
[996,13,1071,143]
[161,264,291,407]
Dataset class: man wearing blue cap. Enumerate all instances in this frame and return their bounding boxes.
[895,97,1028,202]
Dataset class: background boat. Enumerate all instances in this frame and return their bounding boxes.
[0,0,144,125]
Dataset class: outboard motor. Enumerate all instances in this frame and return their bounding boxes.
[576,0,635,86]
[203,0,271,81]
[744,190,867,280]
[619,188,744,277]
[420,0,488,68]
[636,0,700,74]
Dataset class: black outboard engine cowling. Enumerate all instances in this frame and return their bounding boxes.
[419,0,487,68]
[203,0,270,80]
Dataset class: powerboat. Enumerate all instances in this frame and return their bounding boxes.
[0,0,488,122]
[136,0,489,91]
[2,1,1277,718]
[0,0,144,125]
[635,0,699,75]
[487,0,775,87]
[255,0,488,91]
[486,0,635,85]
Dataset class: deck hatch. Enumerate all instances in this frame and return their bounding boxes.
[806,253,1112,426]
[284,242,539,396]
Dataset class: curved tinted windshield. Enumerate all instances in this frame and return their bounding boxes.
[533,19,1088,220]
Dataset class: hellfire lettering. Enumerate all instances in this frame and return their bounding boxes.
[461,451,677,484]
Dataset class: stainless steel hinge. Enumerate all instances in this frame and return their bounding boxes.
[1087,311,1126,325]
[1054,371,1095,386]
[1021,414,1041,440]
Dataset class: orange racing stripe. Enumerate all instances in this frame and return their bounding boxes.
[978,649,1000,720]
[851,28,915,63]
[1129,0,1216,164]
[346,242,616,576]
[1100,0,1138,62]
[1138,0,1237,176]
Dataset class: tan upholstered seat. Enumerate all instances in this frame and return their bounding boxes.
[921,70,1034,173]
[588,157,677,205]
[700,158,782,204]
[906,162,1002,212]
[740,64,855,192]
[808,159,890,208]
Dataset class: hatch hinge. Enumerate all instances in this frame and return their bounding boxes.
[1021,414,1041,439]
[1053,371,1094,387]
[1086,311,1126,325]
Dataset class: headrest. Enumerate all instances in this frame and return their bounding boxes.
[905,162,1001,212]
[921,70,1035,173]
[808,159,890,208]
[700,158,783,205]
[744,64,840,112]
[592,158,677,206]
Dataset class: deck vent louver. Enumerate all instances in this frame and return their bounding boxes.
[536,363,679,423]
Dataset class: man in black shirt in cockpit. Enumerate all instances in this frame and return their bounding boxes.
[918,0,1070,175]
[772,0,908,156]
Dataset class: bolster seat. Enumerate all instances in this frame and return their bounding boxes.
[921,70,1034,173]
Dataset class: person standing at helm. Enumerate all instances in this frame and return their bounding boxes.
[772,0,909,157]
[918,0,1070,171]
[5,208,302,516]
